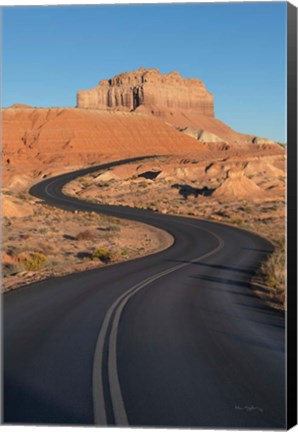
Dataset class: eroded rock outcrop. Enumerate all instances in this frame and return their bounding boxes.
[213,168,264,201]
[77,67,214,116]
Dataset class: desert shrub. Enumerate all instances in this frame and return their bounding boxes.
[3,190,14,196]
[97,182,109,188]
[24,216,34,222]
[46,259,60,268]
[3,263,21,277]
[38,228,48,234]
[81,256,93,262]
[17,192,28,201]
[76,230,95,241]
[19,252,48,271]
[230,218,243,226]
[260,240,285,305]
[92,248,112,263]
[20,233,31,240]
[78,177,88,184]
[121,248,130,256]
[108,225,121,232]
[7,247,24,258]
[36,242,55,254]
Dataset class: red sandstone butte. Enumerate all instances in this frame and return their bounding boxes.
[77,67,214,117]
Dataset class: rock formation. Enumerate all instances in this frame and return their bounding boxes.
[213,168,264,201]
[180,127,229,146]
[77,68,282,150]
[77,67,214,116]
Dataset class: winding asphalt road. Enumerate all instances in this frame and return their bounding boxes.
[3,157,285,428]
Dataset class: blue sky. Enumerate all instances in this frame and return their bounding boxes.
[2,2,287,142]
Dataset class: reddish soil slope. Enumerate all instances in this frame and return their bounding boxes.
[2,107,208,182]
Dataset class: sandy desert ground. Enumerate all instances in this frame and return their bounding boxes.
[2,189,172,292]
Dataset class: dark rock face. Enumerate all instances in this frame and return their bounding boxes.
[77,67,214,116]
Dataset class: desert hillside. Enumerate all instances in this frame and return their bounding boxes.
[2,106,283,188]
[2,107,207,184]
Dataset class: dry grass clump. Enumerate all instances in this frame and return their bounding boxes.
[19,252,48,271]
[260,239,285,306]
[3,263,22,278]
[92,248,112,263]
[75,230,95,241]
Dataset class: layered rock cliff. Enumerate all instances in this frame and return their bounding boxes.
[77,67,214,117]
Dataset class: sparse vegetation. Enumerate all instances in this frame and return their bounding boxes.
[3,190,14,196]
[121,247,130,256]
[38,228,48,234]
[75,230,95,241]
[260,239,285,306]
[229,217,243,226]
[108,225,121,233]
[3,263,21,277]
[16,192,29,200]
[20,233,31,240]
[19,252,48,271]
[3,198,164,292]
[92,248,112,263]
[97,182,109,188]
